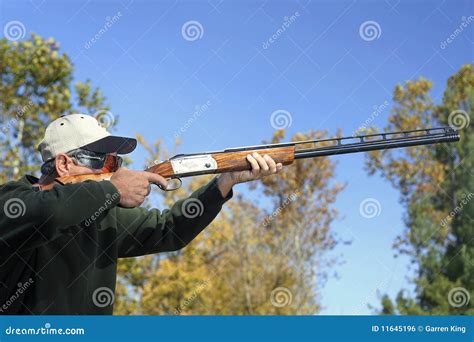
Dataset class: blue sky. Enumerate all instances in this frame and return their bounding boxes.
[1,0,472,314]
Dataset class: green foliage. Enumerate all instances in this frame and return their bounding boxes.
[366,64,474,315]
[0,33,110,182]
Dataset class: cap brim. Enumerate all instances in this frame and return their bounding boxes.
[81,135,137,155]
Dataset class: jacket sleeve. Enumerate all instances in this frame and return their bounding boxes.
[115,177,233,258]
[0,179,121,255]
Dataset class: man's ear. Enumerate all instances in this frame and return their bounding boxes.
[55,153,74,176]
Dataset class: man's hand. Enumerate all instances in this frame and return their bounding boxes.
[110,167,168,208]
[217,152,283,197]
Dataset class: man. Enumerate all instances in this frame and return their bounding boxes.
[0,114,282,314]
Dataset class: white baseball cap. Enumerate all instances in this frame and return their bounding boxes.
[38,114,137,162]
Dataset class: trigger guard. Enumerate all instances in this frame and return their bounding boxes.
[158,178,182,191]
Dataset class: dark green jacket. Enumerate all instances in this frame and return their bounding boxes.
[0,175,232,315]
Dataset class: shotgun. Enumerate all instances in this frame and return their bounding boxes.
[56,127,460,190]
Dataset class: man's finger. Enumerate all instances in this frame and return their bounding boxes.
[246,154,260,174]
[143,171,168,189]
[264,155,277,173]
[252,152,269,172]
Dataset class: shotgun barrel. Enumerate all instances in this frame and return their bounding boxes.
[293,127,459,159]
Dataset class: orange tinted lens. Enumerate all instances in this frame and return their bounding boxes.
[102,155,121,172]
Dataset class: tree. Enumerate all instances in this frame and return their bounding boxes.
[0,33,344,315]
[114,129,343,315]
[0,33,110,183]
[366,64,473,315]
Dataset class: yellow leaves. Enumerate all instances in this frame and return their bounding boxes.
[270,129,286,143]
[135,133,147,149]
[394,84,404,100]
[404,78,433,97]
[367,74,447,198]
[390,78,435,133]
[114,130,339,315]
